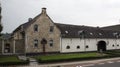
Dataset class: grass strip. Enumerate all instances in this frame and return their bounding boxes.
[0,55,29,65]
[34,52,108,63]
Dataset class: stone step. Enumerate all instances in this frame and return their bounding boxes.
[18,56,27,60]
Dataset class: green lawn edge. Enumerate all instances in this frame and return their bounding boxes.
[34,51,120,63]
[0,55,29,65]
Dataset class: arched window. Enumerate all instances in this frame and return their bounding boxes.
[66,46,70,49]
[34,39,38,47]
[34,24,38,32]
[77,46,80,49]
[49,39,53,47]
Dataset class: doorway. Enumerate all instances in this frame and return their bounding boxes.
[97,41,107,52]
[4,43,10,53]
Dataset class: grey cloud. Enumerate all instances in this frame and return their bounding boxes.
[1,0,120,33]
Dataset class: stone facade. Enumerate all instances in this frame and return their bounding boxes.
[0,38,25,54]
[25,8,61,53]
[15,39,25,54]
[12,8,61,54]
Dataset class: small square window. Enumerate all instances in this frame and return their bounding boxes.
[50,43,53,47]
[112,45,114,47]
[34,39,38,48]
[34,44,38,47]
[49,40,53,47]
[34,25,38,32]
[86,45,89,48]
[117,44,119,46]
[50,26,54,32]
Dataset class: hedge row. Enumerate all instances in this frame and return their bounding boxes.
[0,56,30,66]
[37,53,120,63]
[0,60,29,66]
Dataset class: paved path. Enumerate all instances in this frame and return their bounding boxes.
[39,57,120,67]
[72,60,120,67]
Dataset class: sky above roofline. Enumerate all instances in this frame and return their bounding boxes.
[1,0,120,33]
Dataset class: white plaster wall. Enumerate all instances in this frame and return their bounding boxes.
[61,38,120,53]
[85,39,97,51]
[116,39,120,49]
[106,39,116,50]
[61,38,84,53]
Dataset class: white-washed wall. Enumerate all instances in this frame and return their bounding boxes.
[116,39,120,49]
[106,39,116,50]
[61,38,84,53]
[85,39,97,51]
[61,38,120,53]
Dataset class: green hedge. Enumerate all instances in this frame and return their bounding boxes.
[0,60,29,65]
[34,52,120,63]
[34,53,106,63]
[0,56,29,65]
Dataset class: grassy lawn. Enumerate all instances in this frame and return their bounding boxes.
[105,50,120,56]
[0,56,20,62]
[34,50,120,63]
[34,52,108,63]
[0,55,29,65]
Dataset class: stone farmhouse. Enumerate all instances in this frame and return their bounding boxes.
[1,8,120,55]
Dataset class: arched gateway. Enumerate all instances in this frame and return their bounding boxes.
[97,41,107,52]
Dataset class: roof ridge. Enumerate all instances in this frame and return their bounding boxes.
[55,23,97,28]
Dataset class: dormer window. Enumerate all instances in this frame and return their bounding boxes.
[34,24,38,32]
[78,30,84,35]
[90,33,93,35]
[99,33,102,35]
[50,26,54,32]
[113,32,118,36]
[65,31,68,34]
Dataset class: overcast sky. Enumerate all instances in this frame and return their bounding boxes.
[1,0,120,33]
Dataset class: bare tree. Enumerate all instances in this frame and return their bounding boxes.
[0,3,2,33]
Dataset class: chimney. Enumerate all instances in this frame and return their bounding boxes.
[41,7,47,14]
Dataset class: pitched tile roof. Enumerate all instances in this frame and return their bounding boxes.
[55,23,120,38]
[101,24,120,31]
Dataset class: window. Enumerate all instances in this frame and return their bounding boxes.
[34,24,38,32]
[65,31,68,34]
[78,30,84,35]
[86,45,89,48]
[99,33,102,35]
[77,46,80,49]
[90,33,93,35]
[21,31,25,38]
[112,44,114,47]
[49,40,53,47]
[66,46,70,49]
[117,44,119,46]
[50,26,54,32]
[34,39,38,48]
